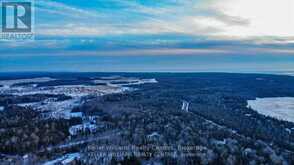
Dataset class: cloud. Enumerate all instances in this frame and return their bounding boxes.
[211,11,250,26]
[212,0,294,37]
[2,0,294,57]
[33,0,294,40]
[2,34,294,57]
[36,0,102,19]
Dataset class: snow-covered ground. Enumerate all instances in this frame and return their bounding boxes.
[43,153,80,165]
[0,76,158,119]
[69,122,98,136]
[93,78,158,87]
[2,85,123,97]
[147,132,161,140]
[247,97,294,123]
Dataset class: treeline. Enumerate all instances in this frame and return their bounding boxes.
[0,105,81,154]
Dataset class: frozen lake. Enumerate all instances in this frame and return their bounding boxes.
[247,97,294,123]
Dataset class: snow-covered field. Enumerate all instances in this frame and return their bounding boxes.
[93,77,158,87]
[247,97,294,123]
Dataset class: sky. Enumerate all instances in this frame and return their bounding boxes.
[1,0,294,72]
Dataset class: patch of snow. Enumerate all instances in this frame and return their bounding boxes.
[69,123,97,136]
[247,97,294,123]
[0,84,123,97]
[119,78,158,86]
[147,132,160,138]
[17,97,82,119]
[83,116,99,123]
[212,139,226,145]
[43,153,80,165]
[142,78,158,83]
[285,128,291,134]
[1,85,10,89]
[46,98,82,119]
[93,77,158,87]
[23,154,29,159]
[17,102,39,107]
[99,76,122,80]
[62,153,80,164]
[245,114,252,117]
[70,112,83,118]
[181,100,189,112]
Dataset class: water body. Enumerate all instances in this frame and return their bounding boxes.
[247,97,294,123]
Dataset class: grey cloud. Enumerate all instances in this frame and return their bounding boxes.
[213,11,250,26]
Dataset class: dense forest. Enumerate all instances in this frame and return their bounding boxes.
[1,73,294,164]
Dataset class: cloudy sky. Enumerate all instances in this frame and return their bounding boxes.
[1,0,294,72]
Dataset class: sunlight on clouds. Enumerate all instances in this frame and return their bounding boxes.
[213,0,294,37]
[4,0,294,56]
[35,0,294,40]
